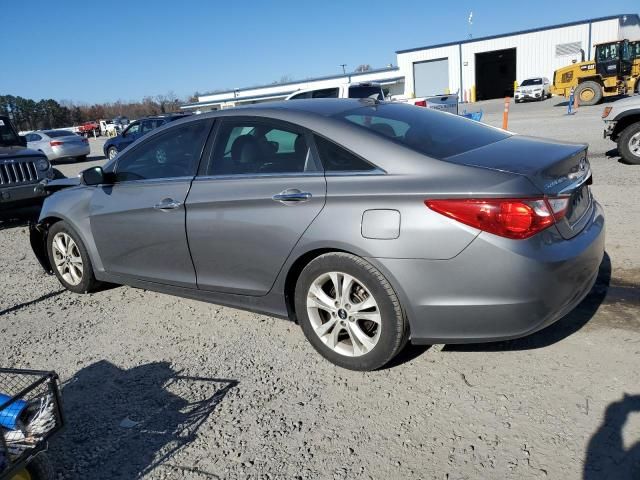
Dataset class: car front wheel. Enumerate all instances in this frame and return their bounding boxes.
[618,122,640,165]
[47,221,98,294]
[295,252,408,371]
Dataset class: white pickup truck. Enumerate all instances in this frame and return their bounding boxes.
[391,93,459,115]
[285,82,459,115]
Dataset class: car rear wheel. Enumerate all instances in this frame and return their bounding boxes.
[47,221,98,294]
[295,253,408,371]
[575,81,603,106]
[107,146,118,160]
[618,122,640,165]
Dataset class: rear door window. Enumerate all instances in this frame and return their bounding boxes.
[207,119,319,175]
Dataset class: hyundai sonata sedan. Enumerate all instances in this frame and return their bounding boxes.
[30,99,604,371]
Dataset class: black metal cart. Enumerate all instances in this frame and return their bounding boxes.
[0,369,63,480]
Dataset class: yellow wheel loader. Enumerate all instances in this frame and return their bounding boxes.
[551,39,638,106]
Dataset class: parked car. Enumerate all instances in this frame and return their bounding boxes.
[515,77,551,102]
[25,130,90,162]
[103,113,191,160]
[285,82,385,101]
[31,99,604,371]
[0,116,54,213]
[603,95,640,164]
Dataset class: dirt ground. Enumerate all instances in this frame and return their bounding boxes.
[1,97,639,480]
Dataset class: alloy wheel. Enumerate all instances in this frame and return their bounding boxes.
[51,232,83,286]
[629,131,640,158]
[108,148,117,160]
[306,271,381,357]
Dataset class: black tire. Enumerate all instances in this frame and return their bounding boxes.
[17,453,54,480]
[575,81,603,106]
[47,221,99,294]
[617,122,640,165]
[107,146,118,160]
[294,252,408,371]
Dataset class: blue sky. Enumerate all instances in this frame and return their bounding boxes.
[1,0,637,104]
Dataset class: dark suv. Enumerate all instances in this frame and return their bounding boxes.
[103,113,191,160]
[0,116,54,213]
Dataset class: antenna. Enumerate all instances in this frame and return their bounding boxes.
[468,11,473,39]
[339,64,347,74]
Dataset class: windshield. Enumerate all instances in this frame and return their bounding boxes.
[521,78,542,86]
[631,42,640,59]
[45,130,78,138]
[596,43,620,62]
[0,118,22,146]
[334,103,509,159]
[348,86,385,100]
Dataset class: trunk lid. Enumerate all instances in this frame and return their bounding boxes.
[446,135,593,239]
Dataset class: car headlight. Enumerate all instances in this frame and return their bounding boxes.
[602,107,612,119]
[36,158,50,171]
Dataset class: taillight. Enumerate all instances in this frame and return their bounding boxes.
[425,197,569,239]
[414,100,427,107]
[50,141,63,146]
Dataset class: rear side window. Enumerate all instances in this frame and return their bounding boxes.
[334,103,509,159]
[348,86,384,100]
[313,135,375,172]
[312,88,339,99]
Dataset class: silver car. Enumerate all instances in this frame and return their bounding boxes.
[25,130,90,161]
[30,99,604,371]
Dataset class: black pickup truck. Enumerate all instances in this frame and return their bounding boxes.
[0,116,54,213]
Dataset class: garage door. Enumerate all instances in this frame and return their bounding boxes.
[413,58,449,96]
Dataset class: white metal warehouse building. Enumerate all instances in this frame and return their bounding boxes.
[182,13,639,111]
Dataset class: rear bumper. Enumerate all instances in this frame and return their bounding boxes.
[49,144,90,160]
[371,201,605,344]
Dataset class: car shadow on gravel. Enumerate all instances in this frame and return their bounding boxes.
[584,394,640,479]
[444,252,613,352]
[0,207,40,229]
[48,360,237,479]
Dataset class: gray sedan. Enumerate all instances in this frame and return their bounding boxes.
[30,99,604,370]
[25,130,90,161]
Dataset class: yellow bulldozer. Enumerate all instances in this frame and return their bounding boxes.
[551,39,639,106]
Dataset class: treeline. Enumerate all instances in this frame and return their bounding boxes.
[0,92,186,132]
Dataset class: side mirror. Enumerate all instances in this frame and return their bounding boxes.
[18,135,27,147]
[81,166,107,186]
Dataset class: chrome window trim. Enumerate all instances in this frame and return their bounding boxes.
[194,172,326,181]
[109,176,195,187]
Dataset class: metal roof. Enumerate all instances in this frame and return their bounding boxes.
[199,66,400,97]
[396,14,640,54]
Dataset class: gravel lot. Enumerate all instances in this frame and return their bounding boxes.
[1,97,639,480]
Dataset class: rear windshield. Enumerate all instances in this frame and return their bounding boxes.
[334,103,509,159]
[0,118,21,146]
[521,78,542,86]
[348,86,384,100]
[45,130,78,138]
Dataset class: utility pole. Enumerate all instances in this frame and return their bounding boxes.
[339,64,347,74]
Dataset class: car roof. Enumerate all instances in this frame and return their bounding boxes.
[200,98,376,120]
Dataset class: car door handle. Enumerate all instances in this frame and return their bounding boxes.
[272,189,312,204]
[154,198,182,210]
